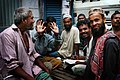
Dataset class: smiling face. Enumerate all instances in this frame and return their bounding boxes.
[89,12,106,37]
[78,24,91,39]
[89,12,105,31]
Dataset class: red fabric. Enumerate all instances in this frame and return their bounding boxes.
[90,31,115,80]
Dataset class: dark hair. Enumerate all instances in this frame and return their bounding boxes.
[77,14,86,21]
[36,19,44,23]
[36,19,47,27]
[46,16,56,23]
[77,19,90,28]
[111,11,120,20]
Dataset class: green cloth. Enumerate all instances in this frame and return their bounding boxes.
[35,71,53,80]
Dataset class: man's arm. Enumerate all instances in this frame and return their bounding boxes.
[73,27,80,60]
[34,57,50,73]
[12,66,35,80]
[104,39,119,80]
[74,44,79,60]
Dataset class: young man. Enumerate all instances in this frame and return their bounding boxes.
[71,19,92,77]
[77,19,92,59]
[77,14,86,22]
[73,13,86,27]
[34,19,62,70]
[0,7,52,80]
[84,7,107,80]
[45,16,59,38]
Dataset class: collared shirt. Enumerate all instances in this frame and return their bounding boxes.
[34,33,57,56]
[0,24,40,79]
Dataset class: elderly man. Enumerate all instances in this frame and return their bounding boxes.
[0,7,52,80]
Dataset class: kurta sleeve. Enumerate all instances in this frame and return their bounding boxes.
[103,38,119,80]
[1,33,19,71]
[74,27,80,44]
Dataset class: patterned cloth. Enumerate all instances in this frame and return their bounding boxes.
[90,31,116,80]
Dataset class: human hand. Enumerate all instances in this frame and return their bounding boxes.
[36,20,46,33]
[50,22,59,34]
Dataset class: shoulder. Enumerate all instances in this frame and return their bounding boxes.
[71,26,79,30]
[71,26,79,34]
[1,26,15,38]
[105,37,119,46]
[103,31,119,44]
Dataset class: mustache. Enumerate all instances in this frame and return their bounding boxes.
[92,22,105,38]
[81,32,87,35]
[115,22,120,24]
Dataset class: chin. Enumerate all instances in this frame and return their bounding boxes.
[27,27,34,30]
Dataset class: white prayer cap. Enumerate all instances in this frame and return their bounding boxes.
[63,14,72,19]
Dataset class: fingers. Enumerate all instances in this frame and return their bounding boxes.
[36,25,46,33]
[52,22,57,28]
[36,20,44,27]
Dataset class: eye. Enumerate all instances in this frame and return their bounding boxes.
[83,28,87,30]
[79,29,82,32]
[94,19,99,22]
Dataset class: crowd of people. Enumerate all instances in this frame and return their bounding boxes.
[0,6,120,80]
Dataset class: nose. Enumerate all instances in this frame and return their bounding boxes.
[116,17,120,22]
[33,19,35,23]
[92,21,97,26]
[81,29,85,33]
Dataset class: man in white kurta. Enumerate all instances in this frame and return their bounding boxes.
[58,14,80,59]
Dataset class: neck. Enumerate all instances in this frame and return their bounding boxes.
[114,30,120,39]
[18,25,26,35]
[88,35,92,42]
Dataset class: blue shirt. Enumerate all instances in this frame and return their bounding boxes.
[34,33,59,56]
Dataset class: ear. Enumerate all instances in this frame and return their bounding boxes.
[22,19,27,23]
[103,17,106,23]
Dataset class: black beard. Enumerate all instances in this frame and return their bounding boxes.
[113,26,120,31]
[64,25,72,32]
[92,22,105,38]
[112,22,120,31]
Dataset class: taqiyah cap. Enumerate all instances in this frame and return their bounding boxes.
[63,14,72,19]
[89,7,104,16]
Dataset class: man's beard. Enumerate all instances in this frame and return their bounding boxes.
[92,22,105,38]
[64,24,72,32]
[112,22,120,31]
[25,24,34,30]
